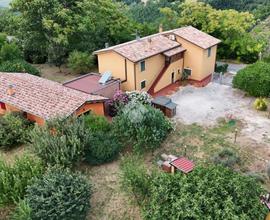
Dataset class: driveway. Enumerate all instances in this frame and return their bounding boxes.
[171,83,270,145]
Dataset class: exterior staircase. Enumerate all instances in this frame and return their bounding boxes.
[148,63,170,95]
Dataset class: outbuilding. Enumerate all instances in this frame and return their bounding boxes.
[152,96,177,117]
[0,72,108,125]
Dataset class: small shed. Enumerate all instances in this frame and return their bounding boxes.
[152,96,177,117]
[170,157,194,174]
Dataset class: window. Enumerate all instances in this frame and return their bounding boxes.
[140,61,145,72]
[207,47,212,57]
[141,80,146,89]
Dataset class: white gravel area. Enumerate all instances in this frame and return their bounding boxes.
[171,83,270,144]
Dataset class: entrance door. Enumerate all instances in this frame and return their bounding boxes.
[171,72,175,83]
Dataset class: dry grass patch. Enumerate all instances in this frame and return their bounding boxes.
[80,161,141,220]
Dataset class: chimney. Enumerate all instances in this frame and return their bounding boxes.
[159,24,163,33]
[7,84,15,96]
[105,42,109,48]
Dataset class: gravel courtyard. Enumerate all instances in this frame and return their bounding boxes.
[171,83,270,146]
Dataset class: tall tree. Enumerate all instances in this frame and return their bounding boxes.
[11,0,134,64]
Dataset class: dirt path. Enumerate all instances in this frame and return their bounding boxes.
[82,161,141,220]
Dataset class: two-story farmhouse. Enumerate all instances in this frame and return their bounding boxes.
[94,26,221,95]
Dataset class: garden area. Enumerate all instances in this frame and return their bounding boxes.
[0,89,269,219]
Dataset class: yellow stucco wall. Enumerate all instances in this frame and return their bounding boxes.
[202,45,217,78]
[175,36,216,81]
[154,58,183,93]
[97,51,135,91]
[135,54,165,92]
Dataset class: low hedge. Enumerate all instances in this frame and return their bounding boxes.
[233,62,270,97]
[0,60,40,76]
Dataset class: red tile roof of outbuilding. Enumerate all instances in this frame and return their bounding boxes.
[170,157,195,174]
[0,72,107,120]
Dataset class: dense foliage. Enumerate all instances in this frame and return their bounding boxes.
[178,2,263,62]
[0,155,44,206]
[233,62,270,97]
[203,0,270,20]
[126,91,152,105]
[85,131,121,165]
[84,114,111,132]
[107,90,129,116]
[0,60,40,76]
[113,102,172,151]
[83,114,121,165]
[0,113,33,149]
[67,51,95,74]
[11,199,31,220]
[11,0,134,64]
[121,157,268,219]
[30,117,89,167]
[0,43,22,62]
[25,167,91,220]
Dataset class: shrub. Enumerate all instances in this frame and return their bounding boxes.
[0,43,22,62]
[84,114,111,132]
[25,167,91,220]
[129,165,267,219]
[107,90,129,116]
[0,113,32,149]
[0,60,40,76]
[67,51,95,74]
[0,155,44,205]
[11,200,31,220]
[254,97,268,111]
[126,91,152,105]
[211,148,241,168]
[233,62,270,97]
[215,63,229,73]
[30,117,89,167]
[85,131,121,165]
[113,102,173,151]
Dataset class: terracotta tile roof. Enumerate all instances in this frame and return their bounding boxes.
[95,35,181,63]
[94,26,221,61]
[173,26,221,49]
[0,72,107,120]
[163,46,186,57]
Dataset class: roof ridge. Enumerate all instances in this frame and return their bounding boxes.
[93,27,191,54]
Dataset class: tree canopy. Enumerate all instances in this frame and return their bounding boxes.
[11,0,135,64]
